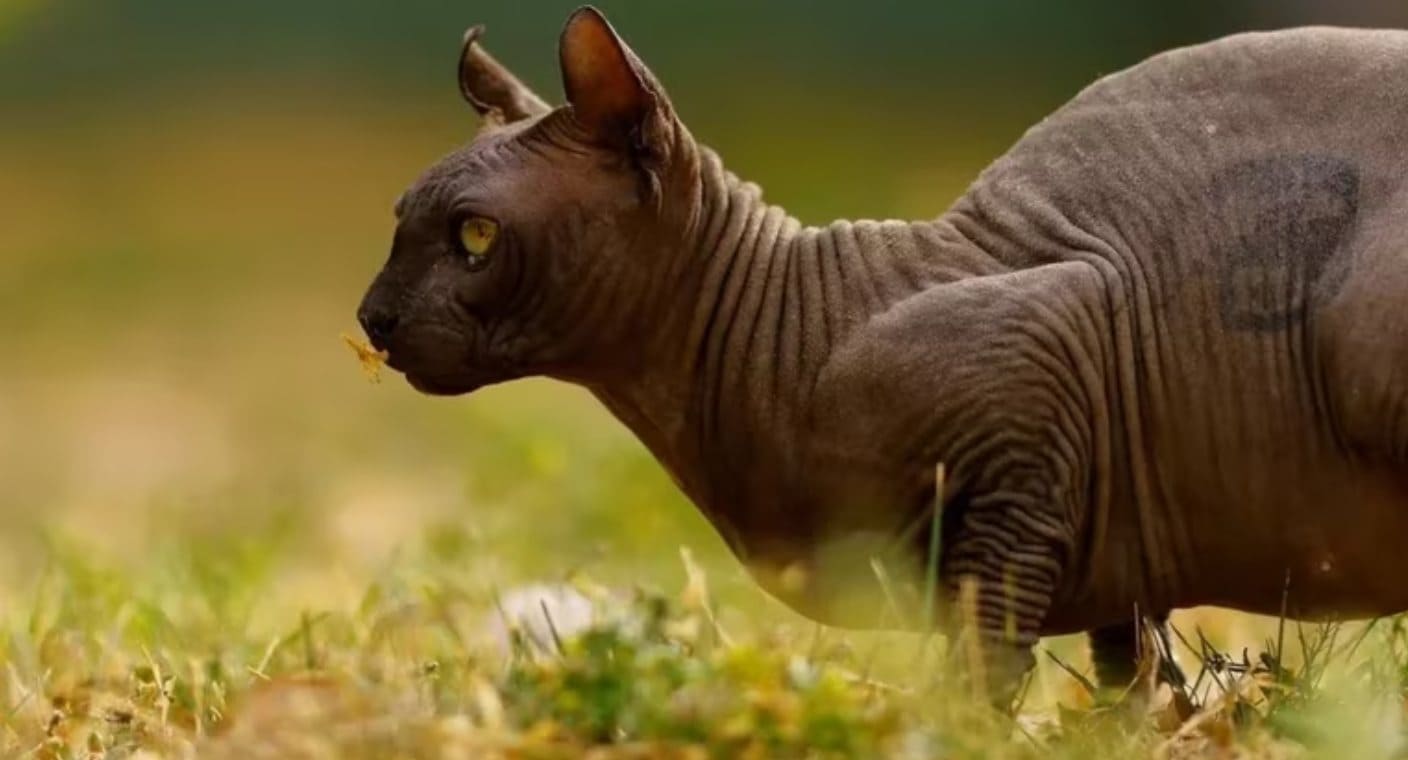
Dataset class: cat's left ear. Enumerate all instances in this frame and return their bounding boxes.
[559,7,674,160]
[460,26,551,124]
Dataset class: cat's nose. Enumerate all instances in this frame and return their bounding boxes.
[357,307,399,349]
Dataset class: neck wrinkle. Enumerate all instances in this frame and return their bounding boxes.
[591,141,1004,513]
[686,145,800,415]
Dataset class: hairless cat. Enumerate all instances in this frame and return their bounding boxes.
[358,7,1408,704]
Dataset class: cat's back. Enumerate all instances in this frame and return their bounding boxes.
[948,27,1408,271]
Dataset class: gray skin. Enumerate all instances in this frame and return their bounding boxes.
[357,7,1408,703]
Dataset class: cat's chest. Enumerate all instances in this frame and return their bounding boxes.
[691,455,933,627]
[696,446,925,564]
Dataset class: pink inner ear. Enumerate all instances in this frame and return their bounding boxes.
[561,10,646,129]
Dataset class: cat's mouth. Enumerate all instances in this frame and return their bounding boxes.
[368,318,520,396]
[386,353,504,397]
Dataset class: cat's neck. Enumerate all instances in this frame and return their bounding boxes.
[587,143,998,531]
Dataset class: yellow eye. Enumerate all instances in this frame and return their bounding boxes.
[459,216,498,257]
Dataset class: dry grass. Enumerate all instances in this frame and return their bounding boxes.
[3,531,1407,759]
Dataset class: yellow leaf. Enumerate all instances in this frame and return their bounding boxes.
[341,332,388,383]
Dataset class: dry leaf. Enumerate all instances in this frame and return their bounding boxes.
[341,333,389,383]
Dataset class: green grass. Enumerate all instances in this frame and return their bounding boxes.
[5,518,1408,758]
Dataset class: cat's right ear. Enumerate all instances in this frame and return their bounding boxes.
[459,26,552,124]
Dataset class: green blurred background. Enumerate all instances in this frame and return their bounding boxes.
[3,0,1405,634]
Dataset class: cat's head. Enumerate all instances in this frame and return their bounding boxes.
[357,7,695,395]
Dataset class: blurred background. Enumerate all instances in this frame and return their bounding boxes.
[3,0,1407,651]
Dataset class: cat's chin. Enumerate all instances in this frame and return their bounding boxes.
[403,371,486,397]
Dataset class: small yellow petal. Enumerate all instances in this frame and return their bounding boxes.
[342,332,388,383]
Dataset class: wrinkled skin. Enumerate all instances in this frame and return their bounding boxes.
[359,9,1408,705]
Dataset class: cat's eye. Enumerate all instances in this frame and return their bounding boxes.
[458,216,499,267]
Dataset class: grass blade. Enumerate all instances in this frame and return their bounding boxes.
[922,464,946,632]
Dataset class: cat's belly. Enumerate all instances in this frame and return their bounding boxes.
[1177,464,1408,620]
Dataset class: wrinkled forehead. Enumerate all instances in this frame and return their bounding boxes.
[395,132,513,214]
[396,113,586,216]
[396,112,623,219]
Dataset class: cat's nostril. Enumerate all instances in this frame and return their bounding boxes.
[358,308,399,347]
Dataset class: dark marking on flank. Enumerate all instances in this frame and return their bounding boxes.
[1212,155,1360,332]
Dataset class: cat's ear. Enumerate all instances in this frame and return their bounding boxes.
[459,26,551,124]
[558,7,673,149]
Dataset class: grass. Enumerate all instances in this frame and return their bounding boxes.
[4,519,1408,758]
[5,88,1408,759]
[8,534,1408,760]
